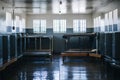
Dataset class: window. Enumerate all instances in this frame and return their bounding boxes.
[6,12,12,26]
[105,13,109,31]
[93,9,118,32]
[101,19,105,32]
[104,9,119,32]
[113,9,118,24]
[33,19,46,33]
[6,12,12,32]
[113,9,118,31]
[15,16,20,28]
[14,16,20,33]
[20,18,25,32]
[94,16,101,32]
[73,19,86,33]
[53,19,66,33]
[109,11,113,31]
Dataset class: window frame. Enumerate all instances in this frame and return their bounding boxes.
[53,19,66,33]
[73,19,86,33]
[33,19,46,33]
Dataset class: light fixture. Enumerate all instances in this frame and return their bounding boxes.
[12,9,15,30]
[60,0,62,4]
[59,0,62,14]
[59,11,61,14]
[2,6,4,10]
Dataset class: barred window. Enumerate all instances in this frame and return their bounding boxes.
[73,19,86,33]
[33,19,46,33]
[53,19,66,33]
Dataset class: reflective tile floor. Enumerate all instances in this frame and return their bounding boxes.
[0,55,120,80]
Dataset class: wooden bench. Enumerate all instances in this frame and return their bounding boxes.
[89,53,101,58]
[61,49,101,62]
[61,52,89,57]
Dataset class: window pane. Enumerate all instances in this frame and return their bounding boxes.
[60,20,66,33]
[109,11,113,31]
[15,16,19,27]
[33,20,40,33]
[53,19,66,33]
[113,9,118,24]
[113,9,118,31]
[83,20,86,32]
[22,18,25,32]
[73,19,86,33]
[40,20,46,33]
[6,12,12,26]
[94,16,101,32]
[53,20,59,33]
[14,16,20,33]
[105,13,109,31]
[101,19,105,32]
[98,16,101,32]
[20,18,25,32]
[80,20,83,32]
[93,18,95,32]
[109,11,113,25]
[33,19,46,33]
[6,12,12,32]
[105,13,108,26]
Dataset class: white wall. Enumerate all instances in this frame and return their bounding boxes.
[26,14,93,29]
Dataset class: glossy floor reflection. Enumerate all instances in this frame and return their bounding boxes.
[0,55,120,80]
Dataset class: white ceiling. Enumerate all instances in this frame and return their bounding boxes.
[1,0,117,14]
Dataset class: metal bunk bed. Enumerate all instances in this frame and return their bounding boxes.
[61,33,101,62]
[23,35,53,61]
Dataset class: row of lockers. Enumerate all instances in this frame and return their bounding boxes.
[0,33,24,69]
[98,32,120,62]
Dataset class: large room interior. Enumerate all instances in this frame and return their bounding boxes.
[0,0,120,80]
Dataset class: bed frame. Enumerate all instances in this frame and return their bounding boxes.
[23,35,53,61]
[61,33,101,62]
